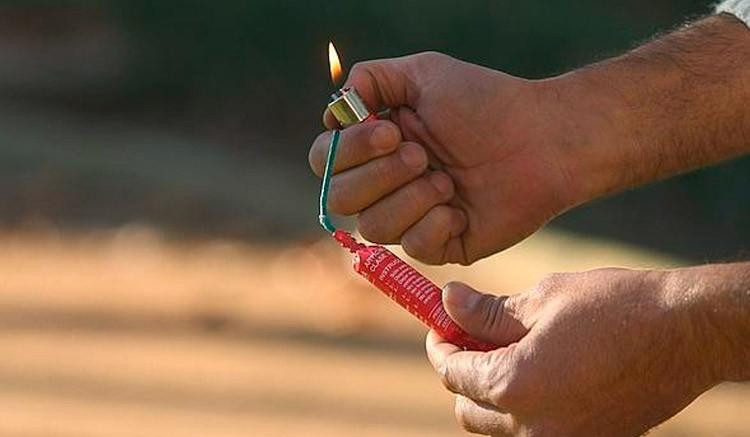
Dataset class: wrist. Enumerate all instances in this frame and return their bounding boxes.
[662,264,750,384]
[533,70,634,207]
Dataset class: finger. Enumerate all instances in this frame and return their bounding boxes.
[425,330,513,406]
[344,56,421,114]
[357,171,455,244]
[323,52,448,129]
[455,395,514,436]
[392,106,446,171]
[442,282,529,346]
[323,108,339,130]
[401,205,467,265]
[327,142,428,215]
[426,331,493,402]
[322,57,415,130]
[425,330,462,369]
[309,120,401,178]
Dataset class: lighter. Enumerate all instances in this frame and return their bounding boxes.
[319,42,496,352]
[326,42,377,127]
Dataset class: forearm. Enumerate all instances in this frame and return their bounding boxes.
[562,14,750,380]
[664,262,750,384]
[556,14,750,203]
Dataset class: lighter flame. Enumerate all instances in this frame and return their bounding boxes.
[328,41,343,86]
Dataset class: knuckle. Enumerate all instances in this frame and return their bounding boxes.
[399,142,428,174]
[436,361,455,392]
[490,351,532,406]
[349,60,368,74]
[412,51,454,71]
[348,61,366,79]
[415,50,445,62]
[536,272,567,296]
[454,397,473,432]
[428,171,454,201]
[493,371,523,405]
[455,248,475,266]
[349,60,379,83]
[474,354,505,403]
[480,295,506,334]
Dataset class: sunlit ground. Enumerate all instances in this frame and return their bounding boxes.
[0,225,747,436]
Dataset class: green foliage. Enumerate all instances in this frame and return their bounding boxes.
[100,0,746,259]
[112,0,709,99]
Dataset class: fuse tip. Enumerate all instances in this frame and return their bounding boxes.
[333,230,365,252]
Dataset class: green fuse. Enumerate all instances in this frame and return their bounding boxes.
[318,129,341,233]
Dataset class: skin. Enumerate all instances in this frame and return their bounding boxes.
[310,54,577,265]
[307,13,750,436]
[427,263,750,436]
[309,14,750,266]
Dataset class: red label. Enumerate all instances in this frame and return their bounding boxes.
[352,245,496,352]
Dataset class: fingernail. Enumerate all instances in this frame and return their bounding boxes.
[400,143,426,170]
[430,172,453,197]
[371,125,396,151]
[443,283,480,311]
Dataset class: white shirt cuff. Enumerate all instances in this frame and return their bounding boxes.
[716,0,750,27]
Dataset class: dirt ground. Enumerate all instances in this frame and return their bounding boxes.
[0,226,747,436]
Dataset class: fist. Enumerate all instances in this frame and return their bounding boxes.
[310,52,589,265]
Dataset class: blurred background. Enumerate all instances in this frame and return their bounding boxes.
[0,1,748,436]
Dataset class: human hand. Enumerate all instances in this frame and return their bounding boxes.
[425,268,742,436]
[309,52,597,265]
[309,15,750,266]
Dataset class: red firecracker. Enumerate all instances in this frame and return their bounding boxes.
[333,230,496,352]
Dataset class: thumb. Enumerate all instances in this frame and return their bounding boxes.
[324,53,437,128]
[442,282,527,347]
[347,56,416,109]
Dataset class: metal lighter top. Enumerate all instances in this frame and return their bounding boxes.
[327,87,373,128]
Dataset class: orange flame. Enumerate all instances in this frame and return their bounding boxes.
[328,41,343,86]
